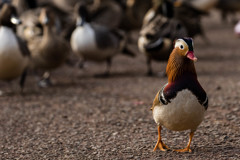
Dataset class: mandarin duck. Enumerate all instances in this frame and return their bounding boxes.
[151,37,208,152]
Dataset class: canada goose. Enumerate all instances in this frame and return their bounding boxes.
[11,0,38,15]
[143,0,175,26]
[70,2,134,76]
[16,0,76,42]
[175,0,217,12]
[89,0,123,28]
[216,0,240,23]
[174,0,208,38]
[119,0,152,31]
[0,3,30,92]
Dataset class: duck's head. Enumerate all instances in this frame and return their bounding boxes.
[173,37,197,62]
[74,2,89,26]
[0,3,21,27]
[166,37,197,82]
[39,7,55,27]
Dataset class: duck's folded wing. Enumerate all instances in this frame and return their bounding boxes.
[144,37,164,52]
[151,83,169,110]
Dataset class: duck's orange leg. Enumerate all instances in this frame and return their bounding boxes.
[175,131,194,153]
[153,125,169,151]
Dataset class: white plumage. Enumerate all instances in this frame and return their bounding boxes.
[153,89,205,131]
[0,26,28,80]
[70,23,119,62]
[234,21,240,36]
[71,24,97,55]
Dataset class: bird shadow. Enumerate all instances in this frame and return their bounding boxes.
[77,70,145,79]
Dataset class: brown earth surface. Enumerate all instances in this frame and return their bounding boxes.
[1,11,240,159]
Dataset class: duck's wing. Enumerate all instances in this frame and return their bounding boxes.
[151,83,168,110]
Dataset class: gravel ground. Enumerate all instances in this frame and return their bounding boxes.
[1,11,240,159]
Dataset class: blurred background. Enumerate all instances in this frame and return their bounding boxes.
[0,0,240,159]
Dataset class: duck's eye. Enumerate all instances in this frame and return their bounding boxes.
[180,45,184,50]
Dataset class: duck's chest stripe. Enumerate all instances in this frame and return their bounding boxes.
[158,83,169,105]
[158,78,208,109]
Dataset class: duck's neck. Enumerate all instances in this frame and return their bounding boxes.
[166,50,197,83]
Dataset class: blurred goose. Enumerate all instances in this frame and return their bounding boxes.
[11,0,38,15]
[138,14,187,76]
[16,0,76,42]
[29,7,70,87]
[174,0,209,39]
[71,2,134,76]
[119,0,152,31]
[51,0,79,13]
[17,8,42,42]
[0,3,30,92]
[216,0,240,23]
[89,0,123,28]
[175,0,218,12]
[143,0,175,26]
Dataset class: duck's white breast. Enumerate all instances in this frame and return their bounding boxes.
[138,36,148,54]
[153,89,206,131]
[70,24,117,61]
[71,24,97,54]
[143,9,155,25]
[0,27,28,80]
